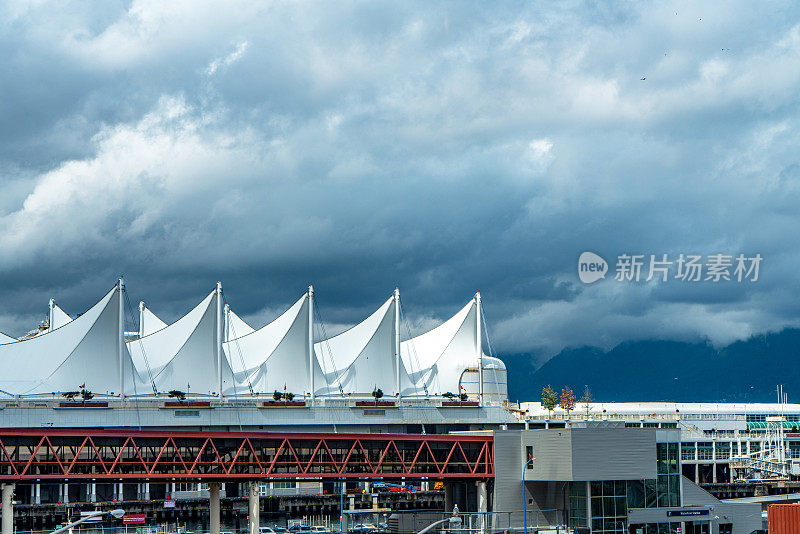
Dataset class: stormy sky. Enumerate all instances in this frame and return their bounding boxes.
[0,1,798,362]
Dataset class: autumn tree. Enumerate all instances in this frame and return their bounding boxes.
[559,386,576,416]
[541,385,558,417]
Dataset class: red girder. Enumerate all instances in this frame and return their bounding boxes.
[0,429,493,481]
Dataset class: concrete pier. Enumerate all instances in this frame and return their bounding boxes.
[477,481,487,533]
[209,482,221,534]
[2,483,14,534]
[248,481,259,534]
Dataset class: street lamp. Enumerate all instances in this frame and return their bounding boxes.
[50,509,125,534]
[416,507,462,534]
[522,457,534,534]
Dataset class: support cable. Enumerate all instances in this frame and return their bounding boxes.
[122,292,142,429]
[221,296,245,432]
[398,301,429,397]
[480,304,502,401]
[313,304,345,397]
[223,297,255,396]
[124,293,158,395]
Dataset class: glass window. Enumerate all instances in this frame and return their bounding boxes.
[591,481,603,496]
[644,479,657,508]
[591,496,602,517]
[615,497,626,516]
[681,443,696,460]
[603,480,614,495]
[626,480,644,508]
[657,475,669,507]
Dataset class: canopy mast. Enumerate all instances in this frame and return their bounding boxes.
[118,277,125,398]
[475,291,482,406]
[138,301,145,338]
[216,281,223,397]
[48,298,55,332]
[224,303,230,341]
[394,288,401,397]
[308,285,315,400]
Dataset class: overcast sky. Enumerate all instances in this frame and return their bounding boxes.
[0,1,798,362]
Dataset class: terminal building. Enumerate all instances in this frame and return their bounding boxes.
[492,425,763,534]
[520,401,800,489]
[0,279,778,534]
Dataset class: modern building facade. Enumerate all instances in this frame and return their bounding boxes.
[520,402,800,485]
[492,425,762,534]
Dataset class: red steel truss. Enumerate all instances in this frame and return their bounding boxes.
[0,429,493,481]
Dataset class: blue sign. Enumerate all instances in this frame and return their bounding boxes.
[666,510,709,517]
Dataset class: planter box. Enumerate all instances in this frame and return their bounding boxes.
[58,402,109,408]
[440,401,479,407]
[163,401,211,407]
[355,401,396,407]
[262,401,307,407]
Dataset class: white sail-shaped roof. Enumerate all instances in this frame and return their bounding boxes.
[227,309,254,337]
[0,331,16,344]
[129,289,231,395]
[129,292,215,379]
[224,293,325,395]
[400,298,478,395]
[314,296,415,396]
[51,303,72,330]
[140,306,168,337]
[0,285,148,396]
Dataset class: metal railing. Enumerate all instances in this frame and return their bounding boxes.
[389,510,567,534]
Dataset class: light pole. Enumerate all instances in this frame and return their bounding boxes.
[50,509,125,534]
[522,457,534,534]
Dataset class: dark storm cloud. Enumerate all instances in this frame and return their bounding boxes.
[0,1,799,360]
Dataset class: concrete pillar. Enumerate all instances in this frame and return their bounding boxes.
[248,481,259,534]
[2,483,14,534]
[90,483,96,503]
[62,484,69,504]
[33,484,40,505]
[144,482,150,501]
[477,481,487,534]
[210,482,221,534]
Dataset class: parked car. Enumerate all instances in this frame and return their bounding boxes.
[260,528,277,534]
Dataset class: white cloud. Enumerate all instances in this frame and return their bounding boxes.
[1,1,800,354]
[206,41,248,76]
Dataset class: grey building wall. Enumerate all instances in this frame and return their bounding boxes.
[570,428,656,481]
[493,428,760,534]
[521,428,658,481]
[493,430,523,515]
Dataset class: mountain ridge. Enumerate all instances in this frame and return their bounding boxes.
[504,328,800,403]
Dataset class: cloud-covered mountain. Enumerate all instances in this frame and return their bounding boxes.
[506,328,800,403]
